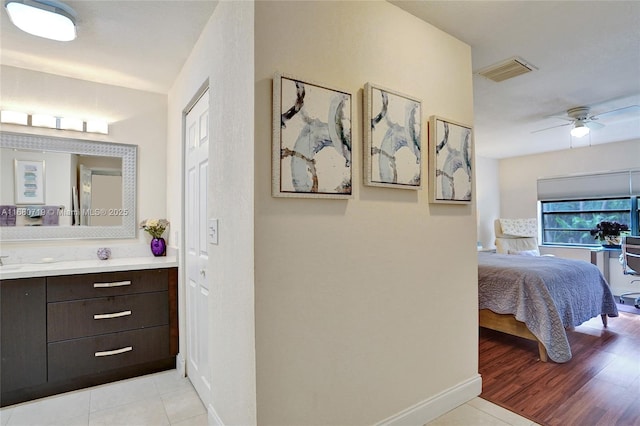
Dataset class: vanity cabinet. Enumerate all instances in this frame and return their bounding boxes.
[0,267,178,407]
[0,278,47,393]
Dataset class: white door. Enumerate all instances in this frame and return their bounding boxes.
[184,90,211,404]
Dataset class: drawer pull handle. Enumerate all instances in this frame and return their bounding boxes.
[93,280,132,288]
[95,346,133,357]
[94,310,132,320]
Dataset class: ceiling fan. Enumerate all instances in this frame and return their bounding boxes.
[532,105,640,138]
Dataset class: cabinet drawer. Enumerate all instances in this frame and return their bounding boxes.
[47,269,169,302]
[47,291,169,342]
[48,325,169,382]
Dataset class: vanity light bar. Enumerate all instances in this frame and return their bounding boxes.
[0,110,109,134]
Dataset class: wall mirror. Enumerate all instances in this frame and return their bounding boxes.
[0,131,137,241]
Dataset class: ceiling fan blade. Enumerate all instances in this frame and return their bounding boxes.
[585,121,604,130]
[531,122,572,134]
[591,105,640,120]
[545,115,574,122]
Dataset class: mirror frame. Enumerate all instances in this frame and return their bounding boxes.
[0,131,137,241]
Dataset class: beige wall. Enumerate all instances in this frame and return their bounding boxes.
[255,2,478,424]
[166,1,256,424]
[0,65,167,247]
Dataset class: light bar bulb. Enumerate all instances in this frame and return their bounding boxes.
[59,116,83,131]
[0,110,29,125]
[31,113,57,128]
[86,120,109,134]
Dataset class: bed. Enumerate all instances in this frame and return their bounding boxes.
[478,252,619,363]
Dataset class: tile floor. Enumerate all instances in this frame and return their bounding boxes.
[0,370,536,426]
[426,398,540,425]
[0,370,207,426]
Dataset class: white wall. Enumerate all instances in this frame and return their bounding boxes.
[475,156,500,249]
[0,65,167,248]
[494,138,640,294]
[499,139,640,218]
[166,1,256,425]
[255,2,478,425]
[0,149,73,226]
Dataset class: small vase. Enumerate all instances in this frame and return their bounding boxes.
[150,237,166,257]
[603,235,622,247]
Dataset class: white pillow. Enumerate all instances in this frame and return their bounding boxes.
[508,249,540,256]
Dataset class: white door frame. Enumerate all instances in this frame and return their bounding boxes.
[180,81,211,404]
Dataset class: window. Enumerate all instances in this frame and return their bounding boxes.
[541,198,635,246]
[537,169,640,246]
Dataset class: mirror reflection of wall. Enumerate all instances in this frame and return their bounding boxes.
[90,174,123,226]
[0,148,124,227]
[79,158,123,227]
[0,149,74,226]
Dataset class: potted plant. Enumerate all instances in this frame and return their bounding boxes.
[589,221,629,247]
[140,218,170,256]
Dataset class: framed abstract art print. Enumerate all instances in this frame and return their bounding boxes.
[272,73,352,199]
[429,115,473,204]
[364,83,422,189]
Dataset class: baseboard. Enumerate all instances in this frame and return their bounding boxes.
[175,353,186,377]
[208,403,224,426]
[376,374,482,426]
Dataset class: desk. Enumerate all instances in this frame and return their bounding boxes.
[590,247,621,283]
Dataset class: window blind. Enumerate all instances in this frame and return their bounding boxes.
[537,169,639,200]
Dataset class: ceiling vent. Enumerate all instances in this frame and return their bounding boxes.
[476,57,537,82]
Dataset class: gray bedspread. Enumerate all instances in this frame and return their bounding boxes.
[478,252,618,362]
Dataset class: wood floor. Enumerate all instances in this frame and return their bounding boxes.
[479,309,640,426]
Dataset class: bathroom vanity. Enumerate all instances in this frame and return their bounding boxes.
[0,258,178,407]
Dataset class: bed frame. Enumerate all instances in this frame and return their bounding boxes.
[479,309,609,362]
[479,309,548,362]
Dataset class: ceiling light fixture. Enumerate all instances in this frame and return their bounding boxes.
[4,0,77,41]
[570,121,590,138]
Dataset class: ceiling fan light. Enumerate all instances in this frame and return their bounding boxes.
[5,0,76,41]
[570,123,590,138]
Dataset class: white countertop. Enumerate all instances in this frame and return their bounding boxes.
[0,256,178,280]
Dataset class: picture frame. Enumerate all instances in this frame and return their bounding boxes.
[272,73,352,199]
[428,116,473,204]
[364,83,422,189]
[14,159,45,204]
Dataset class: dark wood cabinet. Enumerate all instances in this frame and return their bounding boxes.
[48,326,170,382]
[0,278,47,393]
[0,267,178,407]
[47,291,169,342]
[47,269,169,302]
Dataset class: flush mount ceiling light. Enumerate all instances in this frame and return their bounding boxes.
[5,0,77,41]
[570,120,590,138]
